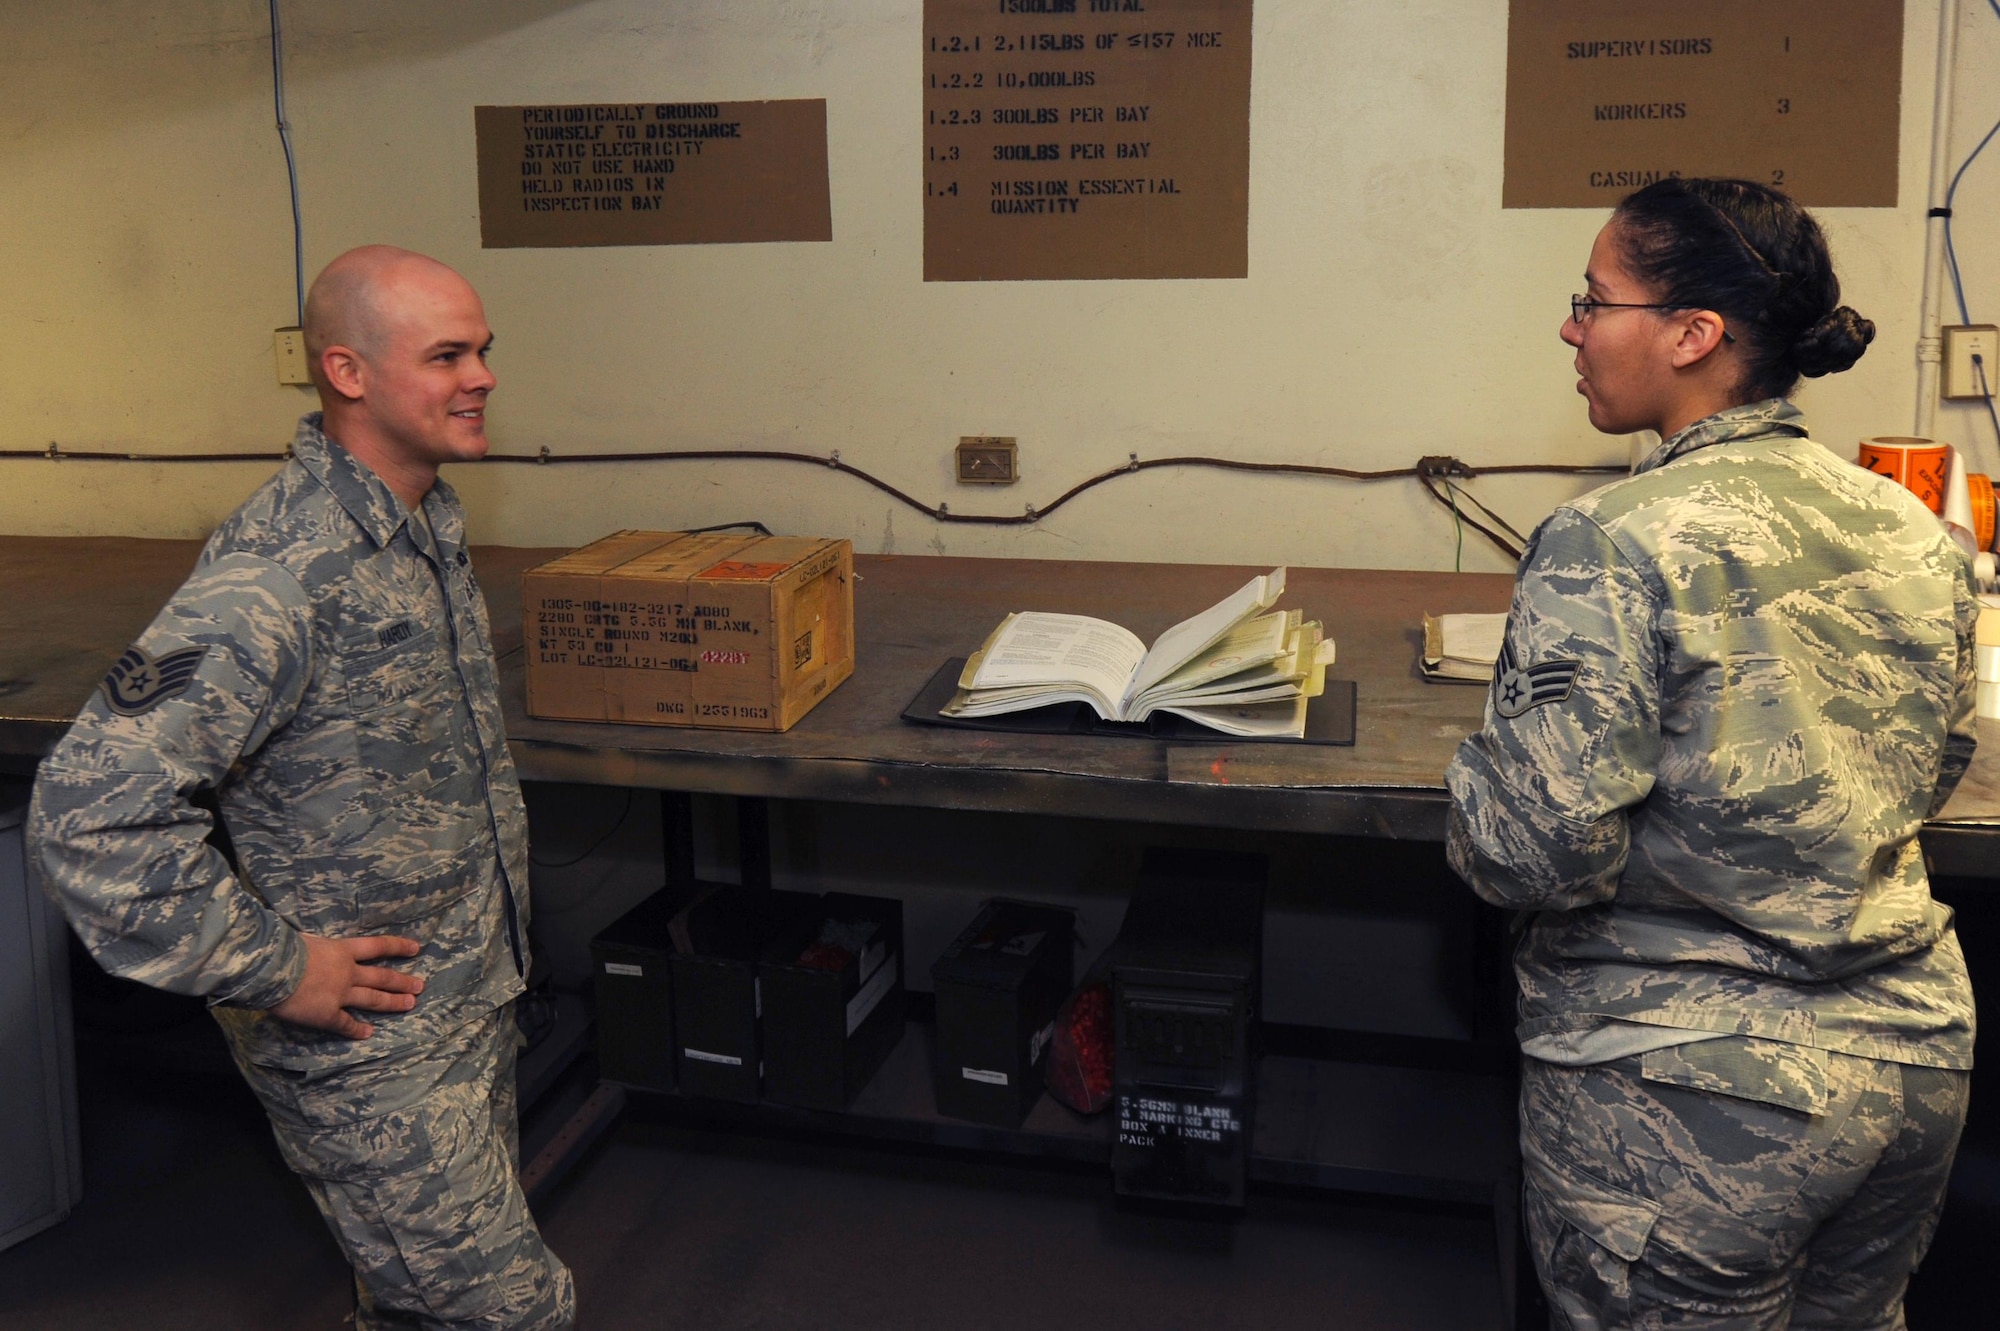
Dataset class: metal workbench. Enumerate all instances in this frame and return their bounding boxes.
[4,536,1994,871]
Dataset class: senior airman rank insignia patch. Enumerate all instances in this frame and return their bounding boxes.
[1492,639,1581,719]
[101,644,208,716]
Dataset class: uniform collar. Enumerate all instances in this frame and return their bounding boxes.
[291,413,465,559]
[1633,398,1809,475]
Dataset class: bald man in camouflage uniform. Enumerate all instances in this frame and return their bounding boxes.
[1448,400,1977,1329]
[32,247,574,1329]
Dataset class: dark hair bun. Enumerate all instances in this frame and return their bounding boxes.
[1792,305,1874,379]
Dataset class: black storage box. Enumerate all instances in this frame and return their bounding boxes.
[1112,848,1265,1207]
[760,892,907,1111]
[589,883,697,1092]
[670,886,822,1103]
[930,898,1076,1127]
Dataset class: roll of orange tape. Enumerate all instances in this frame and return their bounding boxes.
[1970,472,1996,551]
[1858,437,1951,514]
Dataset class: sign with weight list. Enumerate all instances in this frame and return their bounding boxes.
[923,0,1254,281]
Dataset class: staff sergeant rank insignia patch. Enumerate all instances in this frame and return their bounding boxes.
[101,644,208,716]
[1492,639,1581,719]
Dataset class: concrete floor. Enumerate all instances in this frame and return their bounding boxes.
[7,940,1993,1331]
[0,1002,1511,1331]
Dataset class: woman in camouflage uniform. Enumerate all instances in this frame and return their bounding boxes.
[1447,178,1978,1328]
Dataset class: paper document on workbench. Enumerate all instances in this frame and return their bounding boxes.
[1132,609,1295,702]
[945,570,1323,736]
[1421,612,1506,683]
[1151,696,1308,738]
[1125,569,1285,702]
[955,612,1146,719]
[1128,616,1330,719]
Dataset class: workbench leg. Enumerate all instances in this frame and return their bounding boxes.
[521,1081,627,1210]
[1471,899,1520,1052]
[738,796,773,890]
[660,790,696,894]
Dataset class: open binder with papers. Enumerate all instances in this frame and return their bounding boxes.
[903,569,1356,744]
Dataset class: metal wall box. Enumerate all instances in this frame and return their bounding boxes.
[955,436,1019,484]
[760,892,907,1111]
[930,898,1075,1128]
[1111,847,1266,1208]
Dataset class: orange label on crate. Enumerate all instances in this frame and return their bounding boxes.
[697,560,793,580]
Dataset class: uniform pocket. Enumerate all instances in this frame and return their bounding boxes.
[272,1075,509,1323]
[1640,1038,1829,1115]
[1519,1062,1662,1265]
[1525,1143,1662,1264]
[337,626,455,774]
[350,836,487,931]
[329,624,483,882]
[1524,1173,1645,1324]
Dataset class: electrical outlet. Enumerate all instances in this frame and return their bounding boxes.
[274,327,312,386]
[956,436,1019,484]
[1943,324,2000,401]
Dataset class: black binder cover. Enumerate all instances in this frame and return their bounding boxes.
[900,658,1356,746]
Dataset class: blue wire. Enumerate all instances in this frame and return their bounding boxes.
[1980,357,2000,452]
[270,0,305,325]
[1942,0,2000,325]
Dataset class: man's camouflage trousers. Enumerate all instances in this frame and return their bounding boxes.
[236,1005,575,1330]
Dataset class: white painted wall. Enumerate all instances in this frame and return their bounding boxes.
[1,1,1995,575]
[1936,0,2000,468]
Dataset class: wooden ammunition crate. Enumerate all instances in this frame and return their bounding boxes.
[523,531,853,731]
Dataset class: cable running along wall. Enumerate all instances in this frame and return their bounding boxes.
[0,444,1619,561]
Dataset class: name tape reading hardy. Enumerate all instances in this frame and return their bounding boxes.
[476,100,832,248]
[1503,0,1902,209]
[923,0,1253,281]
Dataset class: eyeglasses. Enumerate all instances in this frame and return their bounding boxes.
[1570,294,1694,323]
[1569,295,1735,342]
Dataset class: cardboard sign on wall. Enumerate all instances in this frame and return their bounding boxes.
[922,0,1254,281]
[1503,0,1902,209]
[476,100,833,247]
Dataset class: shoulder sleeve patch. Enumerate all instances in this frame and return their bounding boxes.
[101,644,209,716]
[1492,638,1582,719]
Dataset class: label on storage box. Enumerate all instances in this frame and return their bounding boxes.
[684,1048,744,1066]
[961,1067,1009,1086]
[603,962,644,977]
[1116,1095,1242,1149]
[530,595,704,671]
[845,952,898,1036]
[857,940,887,986]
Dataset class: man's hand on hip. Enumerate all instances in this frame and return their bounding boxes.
[270,932,425,1038]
